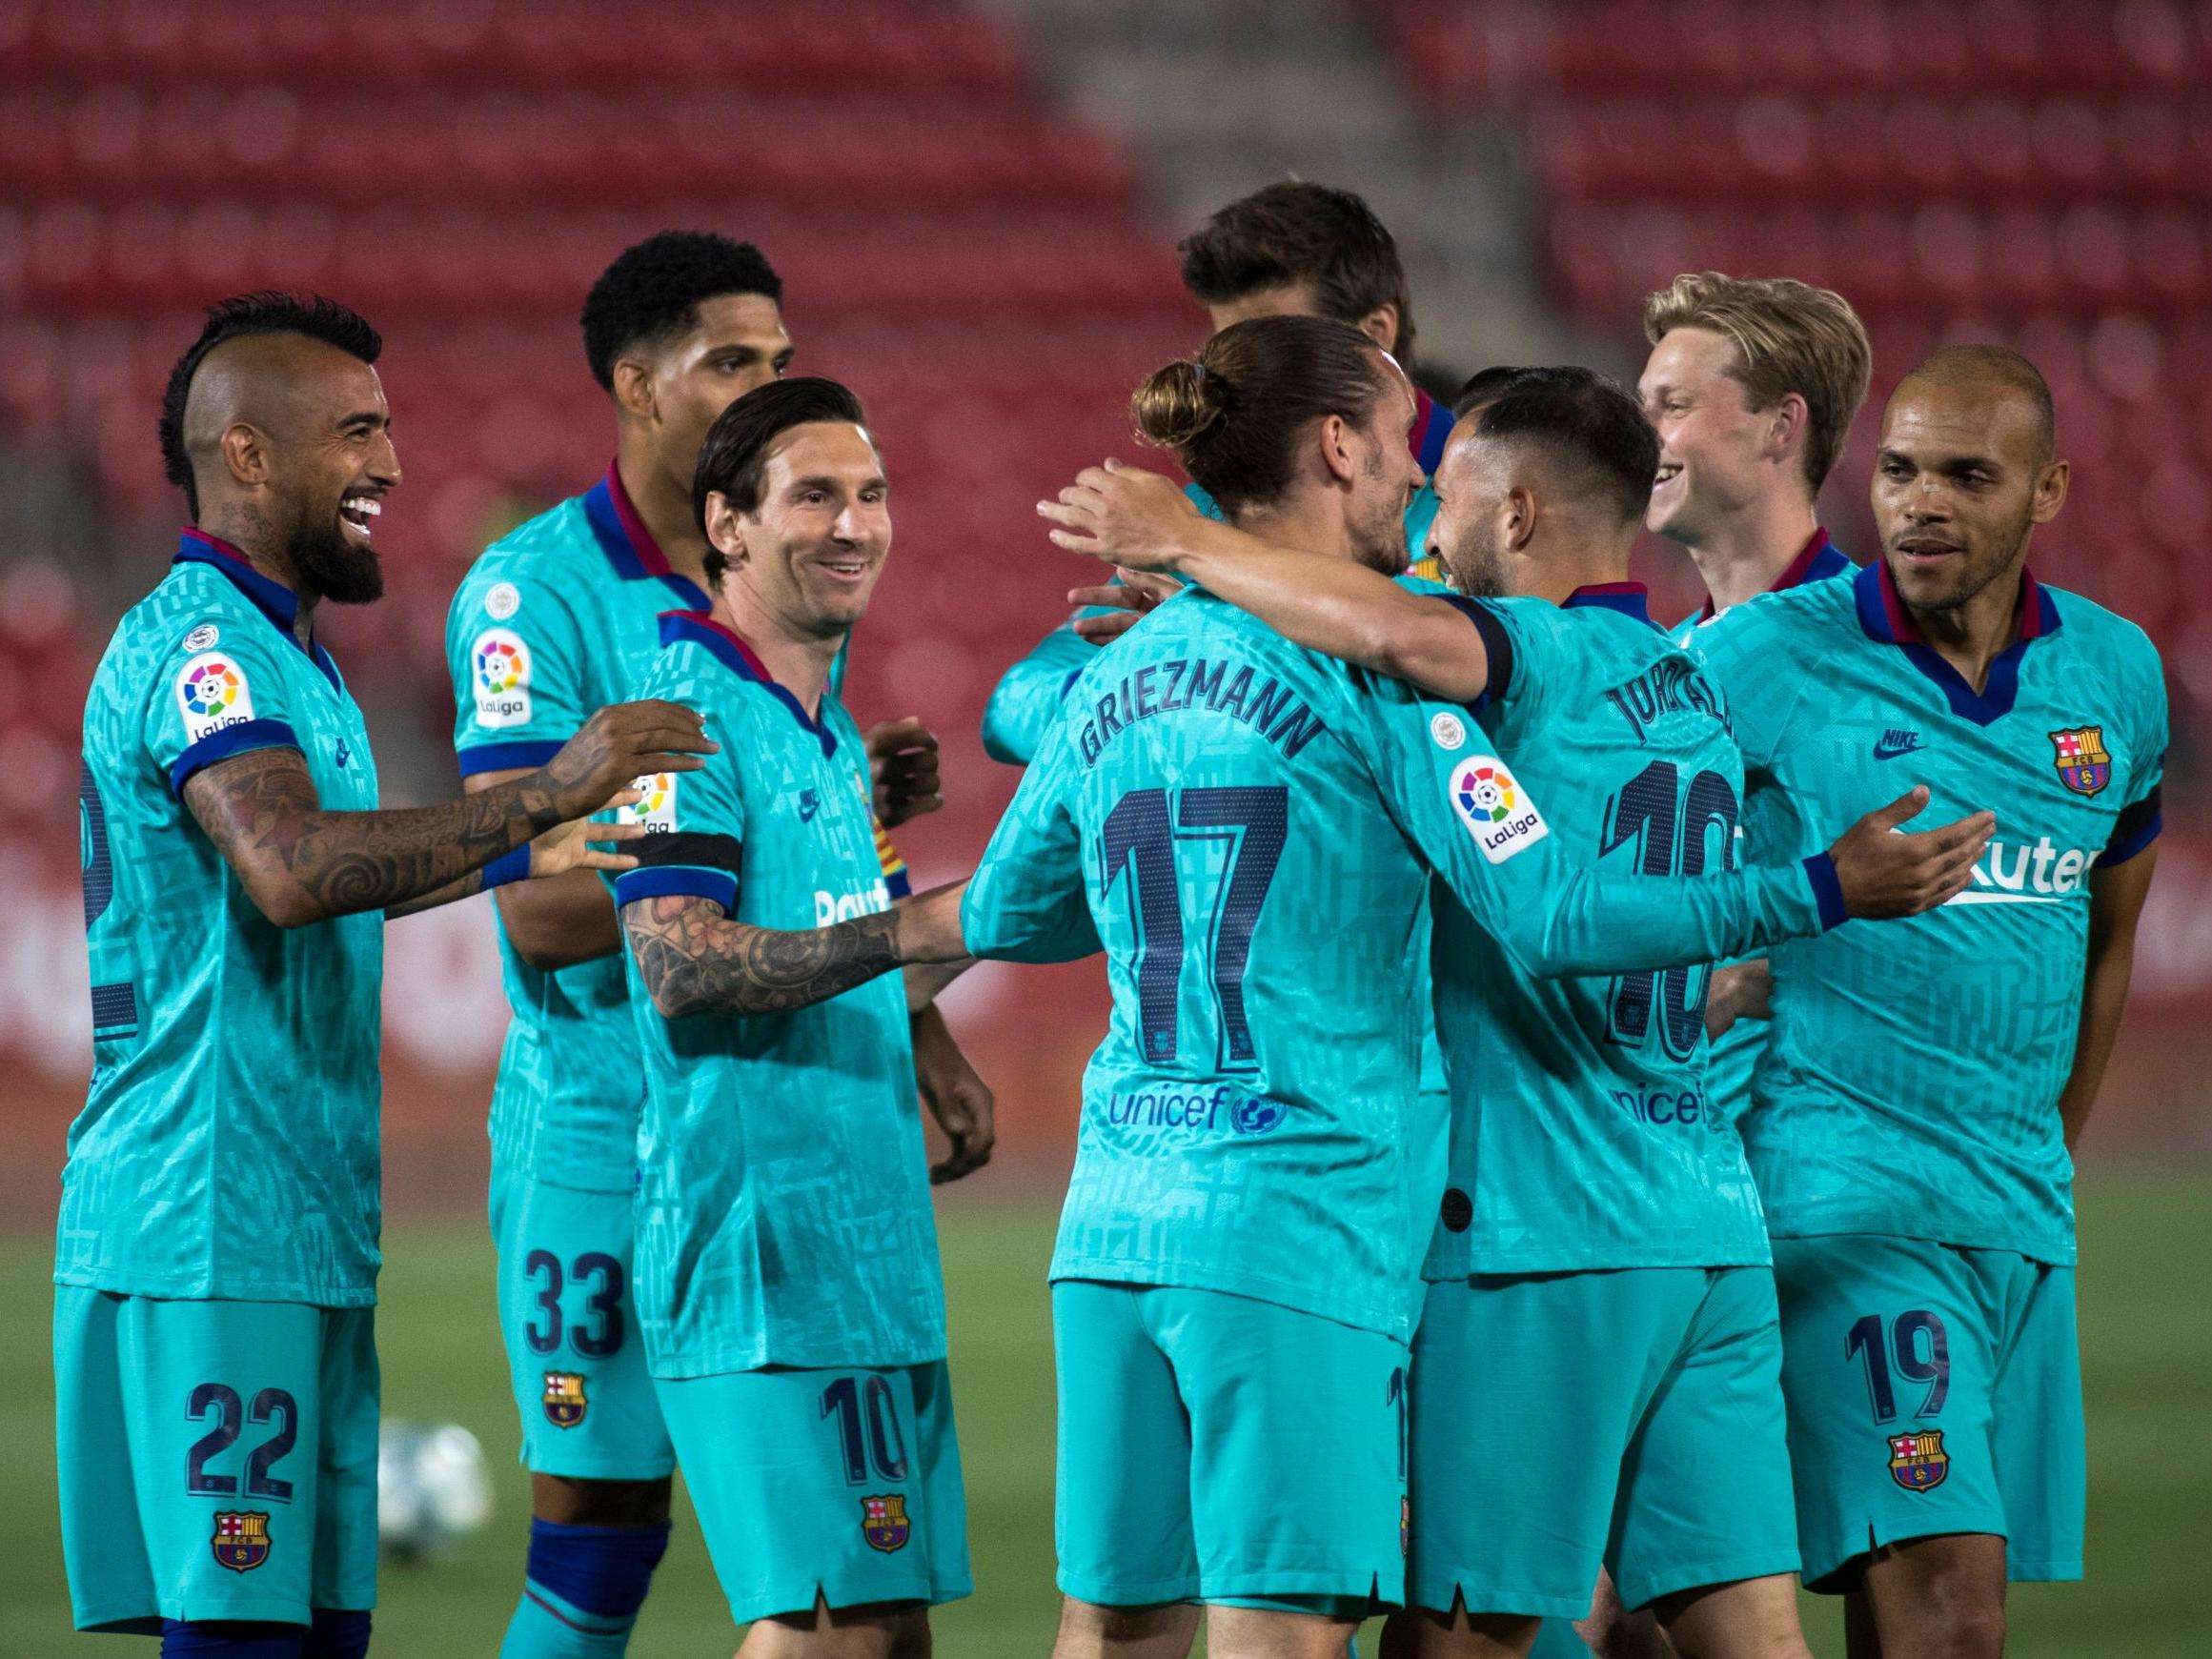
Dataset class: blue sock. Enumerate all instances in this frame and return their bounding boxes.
[304,1609,373,1659]
[159,1622,304,1659]
[498,1518,671,1659]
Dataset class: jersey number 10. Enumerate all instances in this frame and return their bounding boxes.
[1600,759,1740,1062]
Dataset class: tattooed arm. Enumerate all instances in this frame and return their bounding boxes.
[620,894,912,1019]
[182,700,713,927]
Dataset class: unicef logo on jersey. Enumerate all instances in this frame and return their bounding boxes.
[1103,1084,1287,1137]
[1228,1095,1286,1135]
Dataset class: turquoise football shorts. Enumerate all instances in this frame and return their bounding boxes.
[490,1170,674,1481]
[1771,1234,2083,1589]
[1050,1279,1409,1616]
[1407,1265,1799,1617]
[53,1286,378,1632]
[654,1359,970,1625]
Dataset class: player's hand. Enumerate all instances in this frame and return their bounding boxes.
[527,792,647,878]
[915,1015,996,1184]
[539,700,716,820]
[1068,568,1179,645]
[1827,787,1996,919]
[1704,960,1773,1038]
[1039,459,1202,573]
[894,880,971,963]
[866,716,942,826]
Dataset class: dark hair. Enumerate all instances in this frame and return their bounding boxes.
[158,292,381,516]
[1179,181,1417,367]
[694,377,869,587]
[1451,365,1556,420]
[1129,314,1394,514]
[1898,345,2057,463]
[1464,366,1661,527]
[581,232,783,393]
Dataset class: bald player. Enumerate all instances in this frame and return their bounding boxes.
[57,293,711,1658]
[1689,348,2165,1657]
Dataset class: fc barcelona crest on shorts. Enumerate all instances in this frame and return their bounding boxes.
[2050,726,2111,796]
[861,1493,911,1552]
[212,1510,272,1572]
[542,1370,589,1429]
[1888,1429,1949,1491]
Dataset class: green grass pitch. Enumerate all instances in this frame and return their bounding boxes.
[3,1177,2205,1655]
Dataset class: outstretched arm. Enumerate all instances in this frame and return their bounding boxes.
[1041,461,1491,703]
[184,699,703,927]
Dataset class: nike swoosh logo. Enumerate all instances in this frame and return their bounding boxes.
[1873,740,1922,760]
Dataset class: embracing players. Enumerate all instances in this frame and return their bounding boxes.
[59,293,709,1657]
[443,233,982,1658]
[1690,348,2164,1657]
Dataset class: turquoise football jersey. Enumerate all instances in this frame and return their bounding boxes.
[60,530,382,1306]
[446,465,713,1189]
[614,613,937,1377]
[1424,584,1771,1278]
[1670,529,1855,1128]
[962,586,1837,1340]
[1691,561,2166,1265]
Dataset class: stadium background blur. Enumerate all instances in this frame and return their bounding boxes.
[1,1,2205,1652]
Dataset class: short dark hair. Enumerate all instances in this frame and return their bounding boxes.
[581,232,783,393]
[1464,366,1661,527]
[1178,181,1417,367]
[1129,314,1395,515]
[158,292,381,516]
[694,377,869,587]
[1451,365,1555,420]
[1897,345,2057,463]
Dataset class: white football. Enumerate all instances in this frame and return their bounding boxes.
[377,1420,494,1560]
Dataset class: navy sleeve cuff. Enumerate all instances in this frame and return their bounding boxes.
[457,738,566,778]
[1438,595,1512,712]
[885,868,913,900]
[2096,806,2161,869]
[613,866,737,914]
[169,719,302,796]
[1802,852,1849,931]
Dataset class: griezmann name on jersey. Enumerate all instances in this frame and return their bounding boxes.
[614,614,938,1378]
[1692,562,2166,1266]
[62,532,381,1306]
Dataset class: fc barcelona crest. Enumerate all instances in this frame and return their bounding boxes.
[212,1510,272,1572]
[861,1493,911,1552]
[1888,1429,1950,1491]
[542,1370,589,1429]
[2050,726,2111,797]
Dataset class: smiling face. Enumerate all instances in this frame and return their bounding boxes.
[271,344,398,605]
[706,421,889,638]
[1426,427,1515,598]
[1343,365,1424,575]
[1637,325,1777,547]
[1873,377,2066,616]
[635,293,794,500]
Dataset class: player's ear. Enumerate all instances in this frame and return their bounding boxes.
[703,492,749,566]
[1765,392,1809,466]
[2030,456,2069,525]
[220,420,269,491]
[1504,484,1539,553]
[1316,413,1358,488]
[611,356,657,424]
[1356,304,1399,354]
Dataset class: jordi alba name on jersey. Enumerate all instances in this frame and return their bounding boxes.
[1424,586,1771,1280]
[445,466,711,1189]
[61,531,382,1306]
[1692,562,2166,1264]
[614,615,940,1377]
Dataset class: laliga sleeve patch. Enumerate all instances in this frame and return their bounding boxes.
[620,771,678,831]
[471,628,533,729]
[175,651,257,741]
[1449,754,1549,863]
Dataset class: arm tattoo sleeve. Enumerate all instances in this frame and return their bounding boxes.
[184,746,562,921]
[621,894,904,1019]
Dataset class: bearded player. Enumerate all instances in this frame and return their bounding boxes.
[58,293,709,1658]
[443,234,984,1659]
[1689,348,2163,1658]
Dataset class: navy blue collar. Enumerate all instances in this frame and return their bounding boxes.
[583,463,713,613]
[1693,526,1851,623]
[172,529,341,691]
[1854,558,2060,726]
[659,612,836,757]
[1565,580,1654,625]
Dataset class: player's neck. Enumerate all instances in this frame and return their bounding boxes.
[1232,495,1356,565]
[716,582,842,716]
[1522,531,1635,606]
[1683,494,1819,616]
[201,502,318,643]
[1903,553,2030,695]
[615,443,712,583]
